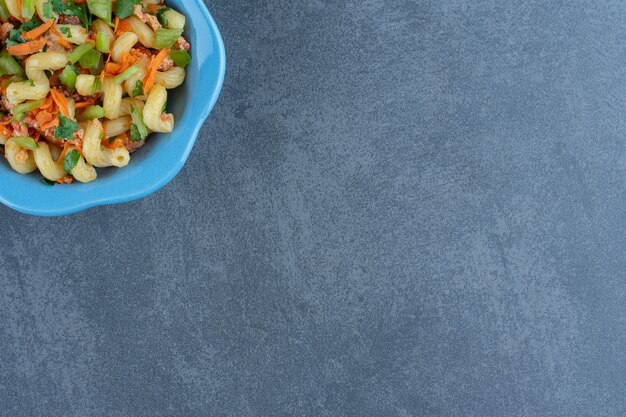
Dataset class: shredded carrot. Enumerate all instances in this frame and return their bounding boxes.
[41,118,59,130]
[143,48,169,94]
[50,89,69,117]
[56,141,71,162]
[35,110,54,127]
[113,16,120,33]
[74,100,94,108]
[7,38,46,56]
[33,132,41,142]
[21,19,55,41]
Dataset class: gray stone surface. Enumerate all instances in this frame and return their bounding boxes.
[1,0,625,415]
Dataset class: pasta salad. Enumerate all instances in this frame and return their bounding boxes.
[0,0,191,184]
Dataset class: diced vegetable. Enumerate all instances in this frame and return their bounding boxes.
[112,65,139,84]
[114,0,139,19]
[59,65,79,92]
[78,48,101,68]
[96,31,110,53]
[68,42,95,64]
[168,49,190,68]
[11,99,44,121]
[0,0,11,20]
[12,136,38,150]
[153,28,183,49]
[155,7,170,26]
[0,50,26,76]
[87,0,111,23]
[78,105,105,121]
[129,105,147,141]
[63,149,80,173]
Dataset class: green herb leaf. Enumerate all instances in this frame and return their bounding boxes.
[59,26,72,38]
[63,149,80,173]
[54,114,79,140]
[131,80,143,97]
[6,19,41,47]
[41,178,56,186]
[114,0,139,19]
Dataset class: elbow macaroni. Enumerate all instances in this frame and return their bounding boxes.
[143,85,173,132]
[6,52,68,105]
[82,120,130,168]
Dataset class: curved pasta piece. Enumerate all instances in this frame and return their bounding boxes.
[75,74,103,96]
[124,16,155,48]
[161,9,185,29]
[102,78,123,119]
[33,142,66,181]
[111,31,138,62]
[82,119,130,168]
[66,146,97,183]
[4,138,37,174]
[5,0,21,20]
[154,67,185,89]
[67,97,76,120]
[52,25,89,45]
[103,116,131,137]
[5,52,68,105]
[120,97,145,116]
[92,19,115,42]
[143,84,173,132]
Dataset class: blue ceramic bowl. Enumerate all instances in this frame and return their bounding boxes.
[0,0,225,216]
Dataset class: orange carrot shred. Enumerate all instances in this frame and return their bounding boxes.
[50,89,69,118]
[74,100,94,108]
[7,38,46,56]
[143,48,169,94]
[21,19,55,41]
[57,141,71,163]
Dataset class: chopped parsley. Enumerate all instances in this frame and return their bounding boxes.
[6,19,41,47]
[41,178,56,186]
[60,26,72,38]
[63,149,80,173]
[54,114,79,140]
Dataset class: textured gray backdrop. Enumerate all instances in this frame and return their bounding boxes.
[1,0,625,416]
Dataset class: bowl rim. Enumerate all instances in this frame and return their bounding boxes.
[0,1,226,217]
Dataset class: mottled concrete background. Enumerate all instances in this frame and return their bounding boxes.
[1,0,625,415]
